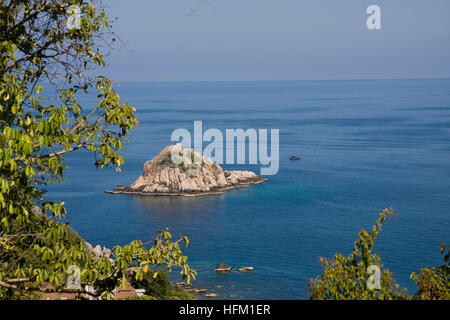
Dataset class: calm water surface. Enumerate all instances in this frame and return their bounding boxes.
[48,79,450,299]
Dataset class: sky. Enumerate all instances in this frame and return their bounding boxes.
[101,0,450,82]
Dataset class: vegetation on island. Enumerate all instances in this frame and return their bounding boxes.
[0,0,196,300]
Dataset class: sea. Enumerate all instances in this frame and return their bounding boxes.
[47,78,450,299]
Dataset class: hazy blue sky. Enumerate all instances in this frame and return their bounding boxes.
[102,0,450,82]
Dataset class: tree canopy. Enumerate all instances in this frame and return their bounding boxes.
[308,208,449,300]
[0,0,196,299]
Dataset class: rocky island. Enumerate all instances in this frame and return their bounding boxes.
[106,144,266,197]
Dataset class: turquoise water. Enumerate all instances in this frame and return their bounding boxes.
[49,79,450,299]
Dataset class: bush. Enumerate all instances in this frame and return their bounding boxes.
[411,244,450,300]
[129,268,196,300]
[308,208,449,300]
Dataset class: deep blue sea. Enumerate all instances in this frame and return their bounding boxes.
[48,79,450,299]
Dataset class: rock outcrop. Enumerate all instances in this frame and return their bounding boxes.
[215,263,232,273]
[106,143,266,196]
[237,267,254,272]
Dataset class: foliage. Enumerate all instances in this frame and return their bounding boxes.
[308,208,407,300]
[0,286,42,300]
[410,244,449,300]
[0,0,196,299]
[308,208,449,300]
[129,268,197,300]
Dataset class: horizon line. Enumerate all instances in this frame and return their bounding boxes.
[112,76,450,84]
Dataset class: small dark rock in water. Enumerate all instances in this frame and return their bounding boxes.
[289,156,301,160]
[237,266,254,272]
[215,263,232,273]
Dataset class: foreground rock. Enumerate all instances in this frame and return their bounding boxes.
[237,267,254,272]
[106,144,266,197]
[174,281,217,298]
[214,263,254,273]
[185,288,208,294]
[215,263,232,273]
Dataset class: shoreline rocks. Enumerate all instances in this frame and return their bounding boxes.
[237,267,254,272]
[174,281,219,299]
[214,263,232,273]
[105,144,266,197]
[215,263,254,273]
[86,242,113,261]
[175,262,255,300]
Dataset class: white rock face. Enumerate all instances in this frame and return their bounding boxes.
[110,144,265,195]
[92,245,102,258]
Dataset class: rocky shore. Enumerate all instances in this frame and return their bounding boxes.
[174,281,219,298]
[106,144,266,197]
